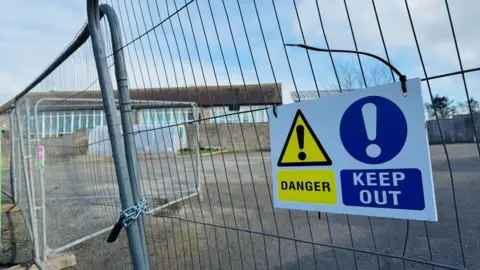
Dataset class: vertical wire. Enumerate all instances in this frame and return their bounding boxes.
[129,1,186,268]
[88,41,114,228]
[325,213,340,270]
[202,0,264,268]
[269,0,302,100]
[216,0,282,267]
[106,3,165,267]
[191,0,268,268]
[368,1,396,267]
[342,2,386,268]
[404,0,466,268]
[269,0,310,267]
[113,1,181,268]
[103,3,137,262]
[231,0,288,268]
[123,2,185,268]
[291,0,321,96]
[371,0,395,82]
[167,1,240,267]
[125,1,214,268]
[176,0,244,267]
[444,0,480,156]
[314,0,343,92]
[122,2,174,268]
[249,0,286,267]
[160,1,222,268]
[342,0,367,88]
[443,0,469,267]
[83,32,114,225]
[110,1,161,268]
[132,0,184,267]
[145,0,219,268]
[129,1,198,268]
[161,2,213,268]
[290,1,344,268]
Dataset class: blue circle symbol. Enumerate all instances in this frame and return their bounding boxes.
[340,96,407,164]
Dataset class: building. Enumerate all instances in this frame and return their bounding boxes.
[290,89,353,102]
[0,83,282,138]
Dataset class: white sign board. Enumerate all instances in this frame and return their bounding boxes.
[268,78,437,221]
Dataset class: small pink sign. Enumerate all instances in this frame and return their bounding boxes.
[38,145,45,161]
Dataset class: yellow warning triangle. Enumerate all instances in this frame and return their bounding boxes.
[277,110,332,167]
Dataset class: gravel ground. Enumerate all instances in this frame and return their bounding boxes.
[4,143,480,269]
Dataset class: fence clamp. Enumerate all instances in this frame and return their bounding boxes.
[107,198,147,243]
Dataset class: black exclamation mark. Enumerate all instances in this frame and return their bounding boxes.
[297,125,306,161]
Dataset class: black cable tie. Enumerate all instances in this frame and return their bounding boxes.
[285,43,408,94]
[400,75,407,95]
[272,106,278,118]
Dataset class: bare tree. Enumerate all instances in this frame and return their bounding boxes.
[328,59,393,90]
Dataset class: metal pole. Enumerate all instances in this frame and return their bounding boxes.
[25,100,40,262]
[0,124,3,247]
[9,108,17,203]
[99,4,150,268]
[87,1,148,269]
[193,105,202,201]
[15,102,40,262]
[33,99,48,261]
[37,144,46,261]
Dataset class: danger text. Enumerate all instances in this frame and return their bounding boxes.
[280,180,331,192]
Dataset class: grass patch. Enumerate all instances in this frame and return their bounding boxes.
[177,147,226,156]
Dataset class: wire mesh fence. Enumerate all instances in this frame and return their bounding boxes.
[1,0,480,269]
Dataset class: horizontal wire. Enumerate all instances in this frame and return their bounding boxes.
[37,106,270,148]
[36,63,115,113]
[148,214,466,270]
[421,66,480,81]
[105,0,194,59]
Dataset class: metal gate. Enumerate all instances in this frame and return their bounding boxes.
[1,0,478,269]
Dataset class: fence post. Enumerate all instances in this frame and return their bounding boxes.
[87,1,149,269]
[99,4,150,267]
[37,144,46,261]
[193,105,202,201]
[33,99,48,261]
[15,101,40,262]
[0,124,3,247]
[26,99,41,262]
[9,108,17,203]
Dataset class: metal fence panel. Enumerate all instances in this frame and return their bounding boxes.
[1,0,479,269]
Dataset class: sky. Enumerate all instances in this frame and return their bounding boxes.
[0,0,478,111]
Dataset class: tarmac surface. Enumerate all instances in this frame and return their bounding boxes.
[4,143,480,269]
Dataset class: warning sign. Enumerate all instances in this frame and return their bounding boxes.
[277,110,332,167]
[268,78,437,221]
[277,170,336,204]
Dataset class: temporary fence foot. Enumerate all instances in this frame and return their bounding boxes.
[1,203,20,213]
[7,253,77,270]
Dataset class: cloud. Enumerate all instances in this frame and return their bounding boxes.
[292,0,480,103]
[2,0,478,109]
[0,0,87,103]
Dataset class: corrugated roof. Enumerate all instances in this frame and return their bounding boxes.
[290,90,354,102]
[0,83,282,113]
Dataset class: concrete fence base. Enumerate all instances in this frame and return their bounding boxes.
[187,123,270,152]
